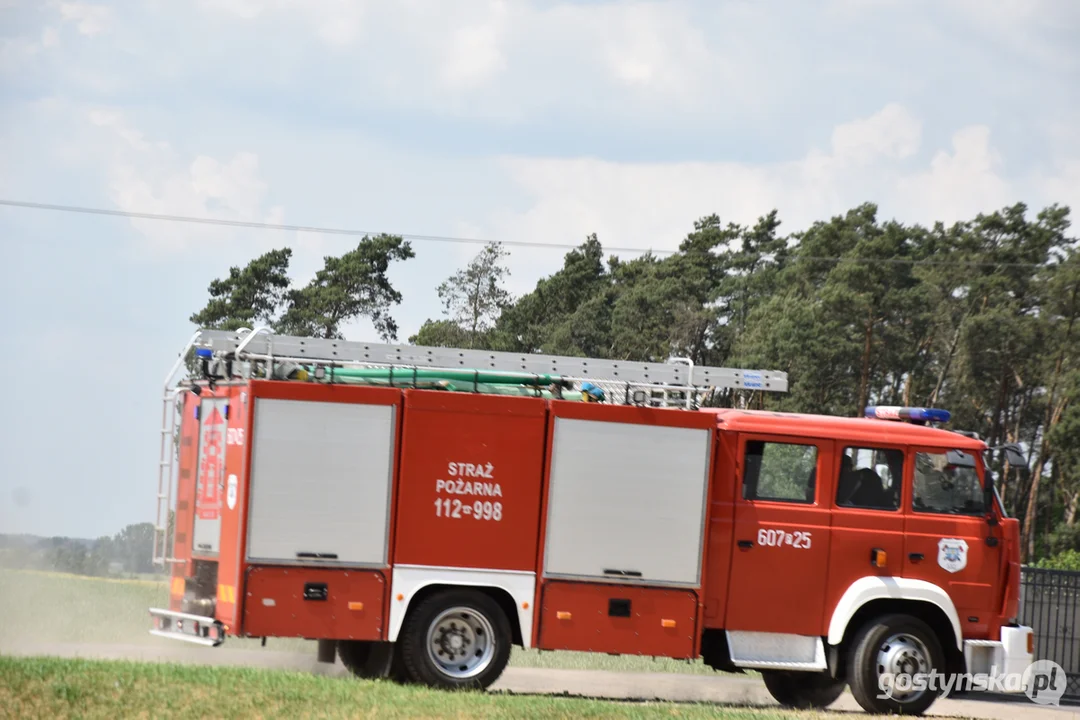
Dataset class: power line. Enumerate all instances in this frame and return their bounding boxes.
[0,198,1054,269]
[0,198,660,254]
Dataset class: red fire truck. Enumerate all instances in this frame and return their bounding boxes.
[149,328,1034,715]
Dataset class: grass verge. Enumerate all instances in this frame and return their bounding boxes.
[0,656,833,720]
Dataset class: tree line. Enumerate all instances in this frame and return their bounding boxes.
[0,521,161,578]
[189,201,1080,565]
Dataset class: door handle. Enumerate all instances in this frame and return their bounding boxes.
[738,540,753,549]
[909,553,924,562]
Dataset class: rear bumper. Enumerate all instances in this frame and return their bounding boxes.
[149,607,225,647]
[963,625,1034,693]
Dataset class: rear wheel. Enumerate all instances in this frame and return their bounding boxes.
[847,613,945,716]
[338,640,395,680]
[398,589,512,690]
[761,670,846,709]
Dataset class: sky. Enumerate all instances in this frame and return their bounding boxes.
[1,0,1078,539]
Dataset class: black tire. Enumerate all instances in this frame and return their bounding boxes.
[338,640,395,680]
[761,670,846,709]
[387,640,412,684]
[398,589,512,690]
[847,613,946,716]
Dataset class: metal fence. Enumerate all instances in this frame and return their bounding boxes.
[1019,566,1080,700]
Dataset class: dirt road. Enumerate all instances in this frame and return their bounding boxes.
[2,640,1075,719]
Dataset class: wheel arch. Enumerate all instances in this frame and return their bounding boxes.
[827,576,962,652]
[387,566,535,648]
[827,576,965,676]
[399,582,524,647]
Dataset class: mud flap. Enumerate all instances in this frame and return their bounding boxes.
[317,639,337,664]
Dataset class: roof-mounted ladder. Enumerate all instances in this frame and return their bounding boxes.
[191,325,789,394]
[153,325,787,567]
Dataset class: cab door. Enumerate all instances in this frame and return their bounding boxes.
[823,442,908,627]
[724,434,833,636]
[902,446,1001,638]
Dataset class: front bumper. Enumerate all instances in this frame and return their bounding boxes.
[963,625,1034,692]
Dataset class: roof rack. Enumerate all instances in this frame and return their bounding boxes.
[187,325,787,396]
[153,326,787,566]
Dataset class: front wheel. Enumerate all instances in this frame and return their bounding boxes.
[761,670,846,709]
[847,613,946,716]
[398,589,512,690]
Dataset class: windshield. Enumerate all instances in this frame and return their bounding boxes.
[912,450,987,516]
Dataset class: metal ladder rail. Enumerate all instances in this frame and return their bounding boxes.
[194,326,789,393]
[235,351,753,408]
[152,330,207,568]
[152,390,182,566]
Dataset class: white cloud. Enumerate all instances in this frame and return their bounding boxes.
[58,2,111,36]
[86,109,284,254]
[439,5,508,92]
[896,125,1011,225]
[486,104,1075,269]
[948,0,1080,71]
[831,103,921,165]
[594,1,713,100]
[191,0,730,117]
[0,36,43,73]
[41,26,59,48]
[1034,159,1080,220]
[202,0,267,21]
[200,0,370,45]
[298,0,369,47]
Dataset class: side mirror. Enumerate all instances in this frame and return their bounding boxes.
[1003,443,1027,469]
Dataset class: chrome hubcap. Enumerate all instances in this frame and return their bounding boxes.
[426,607,495,679]
[876,632,932,703]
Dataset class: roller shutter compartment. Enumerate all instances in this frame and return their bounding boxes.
[246,398,396,567]
[542,416,712,587]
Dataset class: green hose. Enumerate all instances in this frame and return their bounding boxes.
[308,365,570,387]
[312,371,584,400]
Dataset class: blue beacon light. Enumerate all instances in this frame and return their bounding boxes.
[864,406,951,424]
[195,348,213,359]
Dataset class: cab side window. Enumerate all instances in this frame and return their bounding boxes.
[743,440,818,504]
[912,450,986,515]
[836,446,902,511]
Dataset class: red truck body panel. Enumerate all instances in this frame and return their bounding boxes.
[214,385,250,632]
[394,390,548,572]
[242,566,387,641]
[537,581,698,658]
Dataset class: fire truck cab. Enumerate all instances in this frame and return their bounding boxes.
[149,328,1034,716]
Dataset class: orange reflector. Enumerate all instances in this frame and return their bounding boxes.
[661,619,676,628]
[556,611,572,620]
[1027,633,1034,653]
[348,602,364,611]
[396,594,404,601]
[871,549,887,568]
[522,602,530,610]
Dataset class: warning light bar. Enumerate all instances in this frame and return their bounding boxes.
[864,406,951,424]
[195,348,214,359]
